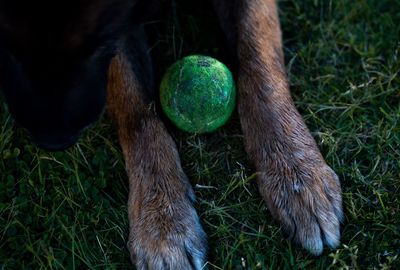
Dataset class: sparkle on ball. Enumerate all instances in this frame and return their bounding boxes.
[160,55,236,134]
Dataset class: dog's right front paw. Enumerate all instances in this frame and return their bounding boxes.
[128,193,207,270]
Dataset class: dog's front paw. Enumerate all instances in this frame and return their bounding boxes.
[258,150,343,255]
[128,192,207,270]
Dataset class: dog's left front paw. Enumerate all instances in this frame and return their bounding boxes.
[257,147,343,255]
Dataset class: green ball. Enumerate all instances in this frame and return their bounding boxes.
[160,55,236,133]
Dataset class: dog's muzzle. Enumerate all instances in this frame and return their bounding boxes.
[30,131,80,151]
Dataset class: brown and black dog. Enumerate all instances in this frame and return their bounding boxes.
[0,0,343,268]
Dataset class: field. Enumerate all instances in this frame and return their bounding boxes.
[1,0,399,269]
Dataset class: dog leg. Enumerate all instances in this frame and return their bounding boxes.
[107,29,207,269]
[213,0,343,255]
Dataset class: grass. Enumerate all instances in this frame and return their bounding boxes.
[1,0,399,269]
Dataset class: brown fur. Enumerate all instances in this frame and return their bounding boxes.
[107,47,206,269]
[106,0,343,268]
[235,0,343,254]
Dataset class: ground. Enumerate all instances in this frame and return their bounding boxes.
[0,0,399,269]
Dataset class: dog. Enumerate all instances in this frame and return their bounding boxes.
[0,0,343,268]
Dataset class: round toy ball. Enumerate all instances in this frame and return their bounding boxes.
[160,55,236,133]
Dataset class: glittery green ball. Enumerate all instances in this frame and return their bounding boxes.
[160,55,236,133]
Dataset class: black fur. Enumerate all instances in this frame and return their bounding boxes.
[0,0,135,150]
